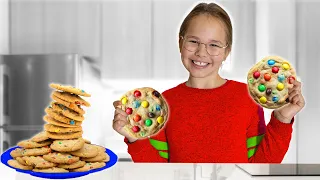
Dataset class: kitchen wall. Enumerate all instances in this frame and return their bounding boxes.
[0,0,9,54]
[4,0,320,176]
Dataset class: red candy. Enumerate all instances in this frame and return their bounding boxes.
[272,66,279,73]
[288,76,295,84]
[125,108,133,115]
[264,73,271,81]
[132,126,140,132]
[253,71,260,79]
[133,114,141,122]
[134,90,141,97]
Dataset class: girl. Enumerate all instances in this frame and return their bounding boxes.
[112,2,305,163]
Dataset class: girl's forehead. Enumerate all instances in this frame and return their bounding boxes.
[186,14,226,41]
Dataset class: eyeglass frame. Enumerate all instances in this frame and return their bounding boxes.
[180,36,228,56]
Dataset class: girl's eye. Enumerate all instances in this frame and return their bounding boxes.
[209,44,220,47]
[188,40,198,44]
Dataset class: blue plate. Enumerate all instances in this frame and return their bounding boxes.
[1,146,118,179]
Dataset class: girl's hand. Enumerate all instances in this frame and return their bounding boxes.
[274,79,306,123]
[112,100,137,143]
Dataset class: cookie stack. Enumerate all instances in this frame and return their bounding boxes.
[7,84,109,173]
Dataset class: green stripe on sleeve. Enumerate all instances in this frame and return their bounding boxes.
[248,148,257,159]
[158,151,169,159]
[247,134,264,149]
[149,139,168,151]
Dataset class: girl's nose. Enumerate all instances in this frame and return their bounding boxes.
[195,43,208,57]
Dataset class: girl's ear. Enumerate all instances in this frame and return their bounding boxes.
[179,36,183,53]
[224,47,231,60]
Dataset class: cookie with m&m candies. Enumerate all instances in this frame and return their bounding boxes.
[247,55,297,109]
[120,87,169,139]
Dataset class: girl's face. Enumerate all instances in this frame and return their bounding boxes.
[179,14,230,79]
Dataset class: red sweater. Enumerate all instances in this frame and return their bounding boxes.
[124,80,293,163]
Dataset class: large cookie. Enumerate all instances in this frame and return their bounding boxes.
[52,91,90,107]
[10,147,51,158]
[247,56,296,109]
[44,124,82,133]
[15,157,28,166]
[43,115,82,128]
[120,87,169,139]
[50,83,91,97]
[50,102,84,121]
[46,131,83,140]
[22,156,57,168]
[43,152,79,164]
[50,138,85,152]
[7,159,33,170]
[70,143,98,158]
[71,162,105,172]
[81,145,109,162]
[58,160,86,169]
[31,131,49,142]
[33,167,69,173]
[51,94,85,115]
[45,107,78,125]
[17,139,52,149]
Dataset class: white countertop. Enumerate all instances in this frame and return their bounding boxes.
[1,162,320,180]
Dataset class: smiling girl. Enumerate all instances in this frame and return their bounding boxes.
[112,2,305,163]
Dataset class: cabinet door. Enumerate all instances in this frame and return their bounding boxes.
[10,0,44,54]
[43,0,78,54]
[101,1,152,79]
[152,1,193,79]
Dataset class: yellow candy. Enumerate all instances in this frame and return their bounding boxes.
[141,101,149,108]
[277,83,284,91]
[282,63,290,70]
[55,129,60,132]
[121,97,127,105]
[157,116,164,124]
[259,96,267,104]
[58,153,61,156]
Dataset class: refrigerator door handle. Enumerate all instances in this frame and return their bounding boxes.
[0,64,10,125]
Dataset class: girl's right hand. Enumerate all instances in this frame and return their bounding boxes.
[112,100,137,143]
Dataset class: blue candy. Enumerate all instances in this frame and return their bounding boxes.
[278,74,285,82]
[268,59,275,66]
[272,96,279,102]
[133,101,141,108]
[156,104,161,111]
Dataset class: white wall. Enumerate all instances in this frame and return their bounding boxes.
[0,0,9,54]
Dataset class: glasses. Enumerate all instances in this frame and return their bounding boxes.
[181,36,228,56]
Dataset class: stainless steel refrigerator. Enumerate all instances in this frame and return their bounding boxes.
[0,54,80,153]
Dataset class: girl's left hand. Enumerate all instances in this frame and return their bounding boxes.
[274,79,306,123]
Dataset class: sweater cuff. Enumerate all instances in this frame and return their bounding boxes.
[269,111,294,133]
[124,137,147,155]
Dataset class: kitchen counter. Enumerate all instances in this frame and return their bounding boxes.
[1,162,320,180]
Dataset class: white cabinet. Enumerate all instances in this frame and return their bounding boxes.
[10,0,101,63]
[0,0,9,54]
[101,1,152,79]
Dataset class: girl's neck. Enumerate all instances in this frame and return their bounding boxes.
[186,74,227,89]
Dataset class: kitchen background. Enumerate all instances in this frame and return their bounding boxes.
[0,0,320,179]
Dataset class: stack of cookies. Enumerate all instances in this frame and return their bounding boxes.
[7,84,109,173]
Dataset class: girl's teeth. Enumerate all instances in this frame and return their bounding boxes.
[193,60,208,66]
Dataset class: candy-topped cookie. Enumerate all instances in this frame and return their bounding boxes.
[247,56,297,109]
[120,87,169,139]
[50,83,91,97]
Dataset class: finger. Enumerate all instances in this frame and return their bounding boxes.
[288,90,299,101]
[291,94,300,105]
[291,79,301,88]
[113,119,127,128]
[113,113,127,121]
[114,108,128,117]
[296,94,305,107]
[113,100,121,108]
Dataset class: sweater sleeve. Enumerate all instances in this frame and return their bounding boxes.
[247,105,294,163]
[124,127,169,162]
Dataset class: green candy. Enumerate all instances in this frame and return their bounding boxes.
[145,119,152,127]
[248,78,254,84]
[140,131,145,137]
[258,84,266,92]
